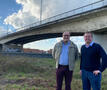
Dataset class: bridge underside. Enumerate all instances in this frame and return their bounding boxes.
[0,6,107,45]
[93,28,107,34]
[5,32,83,44]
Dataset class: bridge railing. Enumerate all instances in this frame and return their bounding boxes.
[9,0,107,34]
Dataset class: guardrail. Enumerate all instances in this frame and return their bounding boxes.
[5,0,107,36]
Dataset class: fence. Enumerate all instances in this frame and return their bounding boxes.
[0,52,52,58]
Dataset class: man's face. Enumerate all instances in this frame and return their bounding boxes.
[84,33,92,44]
[63,32,70,42]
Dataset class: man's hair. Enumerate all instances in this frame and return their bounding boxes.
[62,32,70,36]
[84,31,93,37]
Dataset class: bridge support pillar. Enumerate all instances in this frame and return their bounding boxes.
[0,44,3,52]
[2,44,23,52]
[93,33,107,53]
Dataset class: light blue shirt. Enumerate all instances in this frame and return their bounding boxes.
[85,41,94,48]
[59,41,70,65]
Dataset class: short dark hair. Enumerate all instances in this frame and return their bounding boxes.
[84,31,93,37]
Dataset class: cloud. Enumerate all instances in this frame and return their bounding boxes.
[16,0,40,18]
[0,26,14,37]
[4,11,38,29]
[0,16,2,19]
[4,0,100,30]
[41,0,83,19]
[4,0,40,30]
[42,0,100,19]
[0,26,8,37]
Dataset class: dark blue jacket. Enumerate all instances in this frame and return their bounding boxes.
[80,43,107,72]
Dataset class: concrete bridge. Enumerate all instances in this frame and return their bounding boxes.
[0,0,107,52]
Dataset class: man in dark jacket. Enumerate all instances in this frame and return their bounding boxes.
[80,32,107,90]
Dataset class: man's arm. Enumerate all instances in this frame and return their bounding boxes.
[92,44,107,75]
[98,44,107,72]
[80,46,83,76]
[52,44,56,59]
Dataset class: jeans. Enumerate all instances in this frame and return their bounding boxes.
[56,65,73,90]
[81,70,102,90]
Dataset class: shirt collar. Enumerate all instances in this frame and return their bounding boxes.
[90,41,94,46]
[62,40,70,45]
[85,41,94,48]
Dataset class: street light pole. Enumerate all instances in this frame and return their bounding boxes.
[40,0,43,24]
[7,24,8,35]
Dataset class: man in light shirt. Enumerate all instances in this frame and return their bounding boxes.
[52,32,79,90]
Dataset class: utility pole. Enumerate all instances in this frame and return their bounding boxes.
[40,0,43,24]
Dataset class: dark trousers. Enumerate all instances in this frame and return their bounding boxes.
[56,65,73,90]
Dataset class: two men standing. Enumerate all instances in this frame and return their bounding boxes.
[52,31,107,90]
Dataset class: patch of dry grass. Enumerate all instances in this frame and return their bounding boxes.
[0,54,106,90]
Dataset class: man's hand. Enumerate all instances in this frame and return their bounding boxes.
[93,70,100,76]
[80,70,82,76]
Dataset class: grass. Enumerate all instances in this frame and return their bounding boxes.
[0,54,107,90]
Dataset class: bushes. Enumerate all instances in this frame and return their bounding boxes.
[0,55,41,73]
